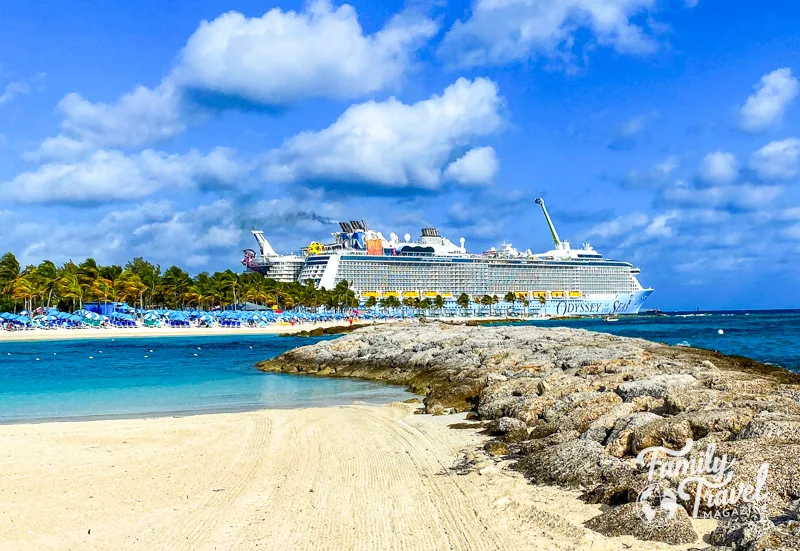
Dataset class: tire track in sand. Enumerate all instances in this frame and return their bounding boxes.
[126,413,271,551]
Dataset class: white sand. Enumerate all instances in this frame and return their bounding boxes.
[0,320,376,342]
[0,404,711,550]
[0,316,540,343]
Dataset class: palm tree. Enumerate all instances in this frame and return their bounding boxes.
[11,276,35,311]
[216,270,241,309]
[504,292,516,315]
[0,253,21,310]
[59,273,87,310]
[35,260,60,307]
[92,277,115,305]
[480,294,493,315]
[433,295,445,316]
[456,293,470,316]
[364,296,378,309]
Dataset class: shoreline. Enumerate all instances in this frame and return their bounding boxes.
[0,315,542,343]
[258,321,800,547]
[0,319,383,342]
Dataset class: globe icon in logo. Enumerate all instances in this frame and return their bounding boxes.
[636,484,679,527]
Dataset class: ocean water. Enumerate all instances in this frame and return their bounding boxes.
[518,310,800,373]
[0,334,413,423]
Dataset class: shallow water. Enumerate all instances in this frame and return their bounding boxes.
[518,310,800,372]
[0,334,413,423]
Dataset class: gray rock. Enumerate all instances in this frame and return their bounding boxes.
[521,439,626,488]
[257,321,800,520]
[616,374,698,402]
[497,416,527,434]
[736,412,800,443]
[580,402,643,443]
[584,502,697,545]
[710,518,775,550]
[605,412,662,457]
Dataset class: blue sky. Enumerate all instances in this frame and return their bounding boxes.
[1,0,799,310]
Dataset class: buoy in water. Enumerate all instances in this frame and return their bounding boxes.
[717,329,724,335]
[193,353,198,357]
[144,355,148,358]
[35,358,40,361]
[89,356,94,359]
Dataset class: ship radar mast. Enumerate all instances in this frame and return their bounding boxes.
[534,198,563,250]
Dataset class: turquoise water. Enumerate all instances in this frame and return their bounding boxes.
[3,311,798,423]
[0,334,413,423]
[519,310,800,372]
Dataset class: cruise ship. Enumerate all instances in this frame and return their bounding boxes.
[242,199,653,316]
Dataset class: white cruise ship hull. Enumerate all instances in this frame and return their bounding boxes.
[526,290,653,316]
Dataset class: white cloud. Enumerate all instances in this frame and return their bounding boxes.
[0,81,30,105]
[656,155,679,174]
[620,212,677,247]
[663,181,781,211]
[4,147,247,204]
[28,2,436,154]
[439,0,661,68]
[685,0,700,6]
[0,200,242,270]
[749,138,800,180]
[174,1,437,106]
[587,213,649,239]
[739,68,799,132]
[445,146,499,185]
[49,83,185,153]
[264,77,504,190]
[698,151,738,185]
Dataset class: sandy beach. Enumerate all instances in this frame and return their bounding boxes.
[0,403,712,551]
[0,317,530,343]
[0,321,374,342]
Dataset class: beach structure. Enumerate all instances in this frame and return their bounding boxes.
[243,199,653,316]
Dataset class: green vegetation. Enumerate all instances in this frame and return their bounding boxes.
[0,252,358,313]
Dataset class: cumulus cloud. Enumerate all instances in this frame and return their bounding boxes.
[27,83,186,158]
[174,1,438,106]
[439,0,662,68]
[739,68,799,132]
[4,147,248,204]
[264,77,504,190]
[698,151,738,185]
[749,138,800,180]
[663,181,781,211]
[0,200,243,269]
[444,146,499,185]
[29,2,436,154]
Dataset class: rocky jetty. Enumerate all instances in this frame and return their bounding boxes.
[257,321,800,548]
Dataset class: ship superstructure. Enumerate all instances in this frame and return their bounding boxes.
[241,230,305,283]
[242,199,653,316]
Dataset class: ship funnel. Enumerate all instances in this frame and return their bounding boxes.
[534,198,563,249]
[251,229,278,256]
